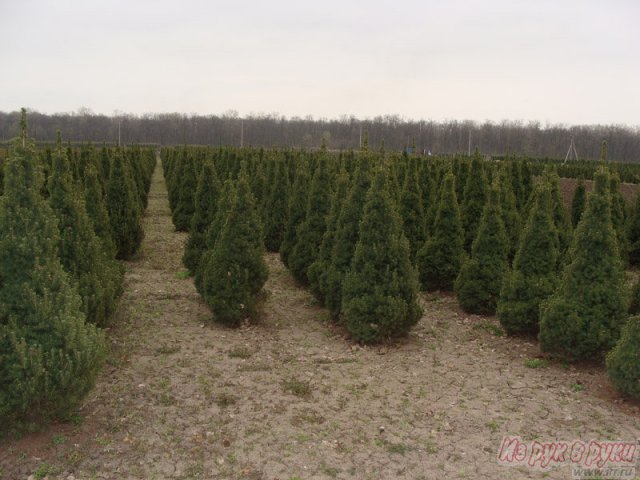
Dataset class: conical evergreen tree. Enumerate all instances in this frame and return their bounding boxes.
[460,151,487,251]
[571,176,586,228]
[416,171,464,291]
[324,154,372,317]
[106,149,144,259]
[201,175,268,327]
[454,179,508,314]
[627,191,640,266]
[609,173,627,262]
[509,160,524,211]
[308,170,350,302]
[546,169,572,259]
[84,163,117,258]
[289,157,332,284]
[48,134,123,326]
[262,160,289,252]
[398,159,427,262]
[629,278,640,314]
[0,111,105,424]
[280,160,310,267]
[539,167,627,360]
[454,157,468,202]
[498,166,520,263]
[419,162,436,232]
[521,159,534,207]
[497,183,559,334]
[195,179,234,295]
[341,168,422,343]
[183,161,220,274]
[172,155,197,231]
[361,129,369,151]
[606,316,640,400]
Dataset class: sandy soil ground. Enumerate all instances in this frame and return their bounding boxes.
[1,163,639,480]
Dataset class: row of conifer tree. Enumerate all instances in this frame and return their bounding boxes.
[0,111,155,428]
[163,142,640,401]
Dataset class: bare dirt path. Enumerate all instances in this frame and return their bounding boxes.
[1,162,639,480]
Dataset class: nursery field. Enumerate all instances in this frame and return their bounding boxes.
[1,163,638,480]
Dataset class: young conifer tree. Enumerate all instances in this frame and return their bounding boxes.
[399,159,427,262]
[454,179,508,314]
[201,174,268,327]
[279,160,310,267]
[48,133,123,326]
[570,176,586,228]
[498,166,520,263]
[539,167,627,360]
[183,160,220,274]
[262,160,289,252]
[460,150,487,251]
[106,149,144,259]
[419,162,436,232]
[497,183,559,334]
[324,154,372,318]
[606,316,640,400]
[308,170,350,302]
[627,192,640,266]
[609,173,627,262]
[0,111,105,424]
[172,155,197,231]
[289,157,332,283]
[416,171,464,291]
[342,168,422,343]
[84,162,117,258]
[509,160,524,211]
[195,179,234,296]
[546,169,572,259]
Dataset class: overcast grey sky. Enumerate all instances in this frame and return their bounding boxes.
[0,0,638,125]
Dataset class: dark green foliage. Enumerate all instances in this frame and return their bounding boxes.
[460,151,487,251]
[609,173,627,261]
[183,161,220,274]
[454,180,508,315]
[627,191,640,266]
[521,159,533,207]
[106,149,144,259]
[341,169,422,343]
[497,184,559,334]
[509,160,524,211]
[571,176,586,228]
[497,167,520,263]
[539,168,627,360]
[419,163,436,231]
[629,279,640,315]
[262,160,289,252]
[416,171,464,291]
[607,316,640,399]
[0,113,105,425]
[195,179,234,296]
[601,140,608,163]
[398,160,427,261]
[84,163,117,258]
[48,137,123,326]
[289,158,332,284]
[280,161,310,267]
[172,155,197,231]
[546,169,572,258]
[453,157,467,201]
[324,155,372,318]
[201,175,268,327]
[308,170,350,301]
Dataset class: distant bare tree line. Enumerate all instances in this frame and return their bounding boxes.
[1,110,639,161]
